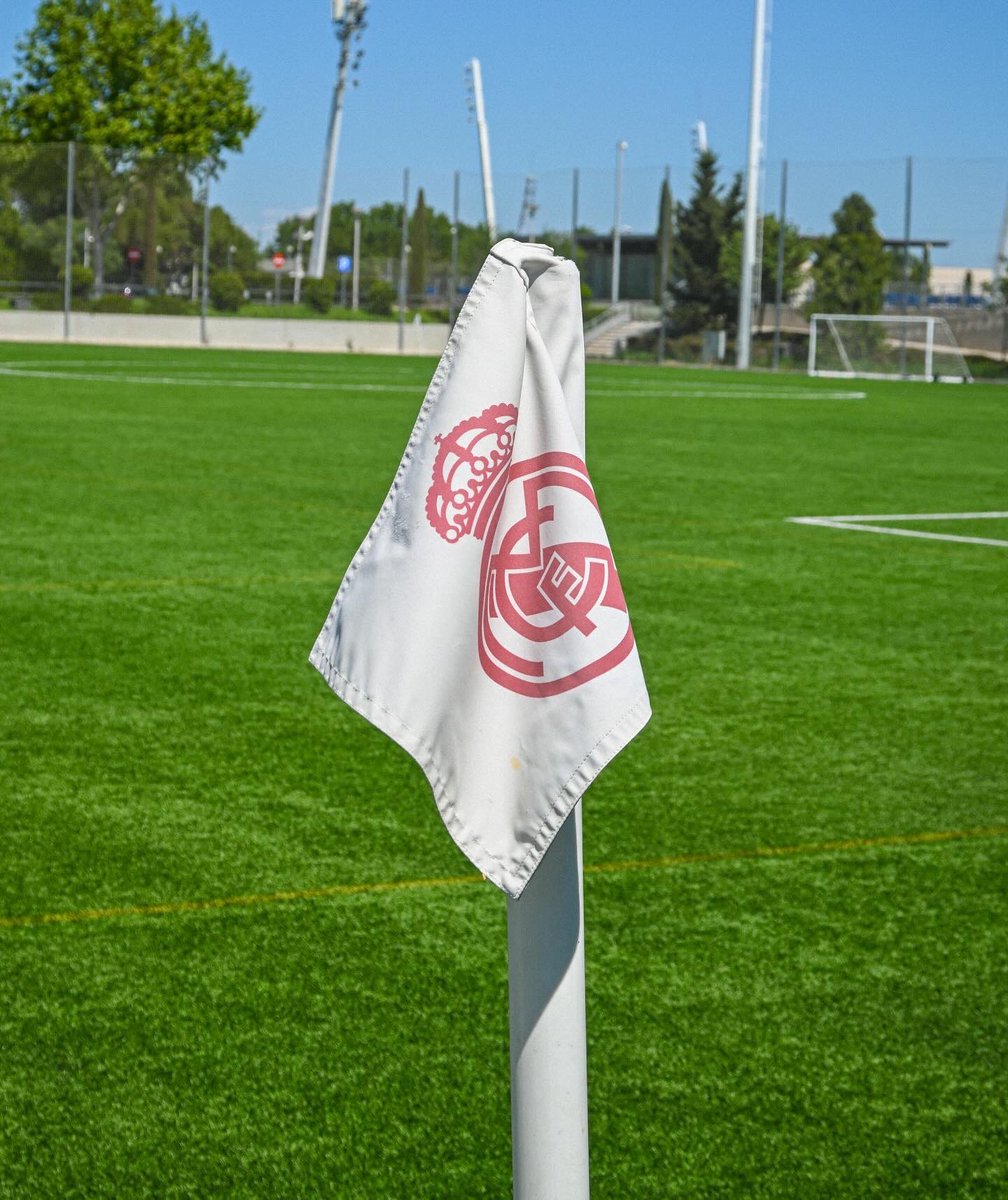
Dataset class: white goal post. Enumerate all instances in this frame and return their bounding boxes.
[808,314,973,383]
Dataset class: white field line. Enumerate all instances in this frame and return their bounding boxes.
[1,357,425,376]
[0,363,416,392]
[789,512,1008,548]
[592,385,866,401]
[1,361,867,401]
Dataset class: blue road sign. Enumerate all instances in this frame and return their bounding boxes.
[337,255,352,274]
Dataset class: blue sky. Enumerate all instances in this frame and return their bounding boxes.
[3,0,1007,264]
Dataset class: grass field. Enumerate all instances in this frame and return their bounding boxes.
[1,341,1006,1198]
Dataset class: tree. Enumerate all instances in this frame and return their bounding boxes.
[655,176,673,305]
[668,149,743,334]
[720,214,809,327]
[809,193,888,315]
[1,0,259,290]
[408,188,430,301]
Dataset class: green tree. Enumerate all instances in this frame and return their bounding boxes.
[720,213,809,327]
[408,188,429,301]
[1,0,259,291]
[668,149,743,334]
[655,176,674,305]
[809,193,889,315]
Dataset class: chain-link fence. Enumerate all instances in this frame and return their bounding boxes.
[2,141,1006,361]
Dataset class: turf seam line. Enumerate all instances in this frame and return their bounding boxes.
[2,825,1005,931]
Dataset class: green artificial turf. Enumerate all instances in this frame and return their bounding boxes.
[0,343,1005,1197]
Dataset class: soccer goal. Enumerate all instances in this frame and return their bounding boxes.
[808,314,973,383]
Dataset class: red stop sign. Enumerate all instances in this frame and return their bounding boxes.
[272,253,286,269]
[127,247,142,263]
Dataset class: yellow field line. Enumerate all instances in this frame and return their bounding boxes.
[1,824,1005,931]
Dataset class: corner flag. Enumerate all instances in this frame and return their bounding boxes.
[310,239,650,897]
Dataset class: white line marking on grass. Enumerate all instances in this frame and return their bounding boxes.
[3,363,865,401]
[0,363,416,393]
[789,511,1008,548]
[592,385,866,401]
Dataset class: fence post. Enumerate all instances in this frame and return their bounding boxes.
[63,141,76,341]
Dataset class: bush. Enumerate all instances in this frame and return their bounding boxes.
[89,294,134,313]
[364,279,396,317]
[209,270,245,313]
[30,292,64,311]
[57,264,94,297]
[144,294,192,316]
[302,277,333,314]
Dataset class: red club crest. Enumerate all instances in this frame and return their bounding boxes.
[426,404,635,696]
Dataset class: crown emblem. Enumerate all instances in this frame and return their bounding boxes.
[426,403,518,542]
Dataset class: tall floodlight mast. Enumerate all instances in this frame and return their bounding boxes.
[466,59,497,241]
[308,0,367,280]
[736,0,768,369]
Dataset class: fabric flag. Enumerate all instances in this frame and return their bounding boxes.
[310,239,650,898]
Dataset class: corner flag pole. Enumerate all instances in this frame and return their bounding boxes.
[507,349,590,1198]
[507,807,590,1198]
[736,0,767,369]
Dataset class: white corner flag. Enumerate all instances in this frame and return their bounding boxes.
[310,239,650,898]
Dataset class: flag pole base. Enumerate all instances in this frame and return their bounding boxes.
[507,806,590,1199]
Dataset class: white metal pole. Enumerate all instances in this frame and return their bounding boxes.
[398,168,409,353]
[611,140,627,307]
[351,214,361,309]
[508,791,589,1199]
[200,171,211,346]
[807,314,817,375]
[736,0,767,369]
[771,158,788,370]
[570,167,579,262]
[925,316,934,380]
[63,141,75,341]
[468,59,497,241]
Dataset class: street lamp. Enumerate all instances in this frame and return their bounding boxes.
[612,140,628,307]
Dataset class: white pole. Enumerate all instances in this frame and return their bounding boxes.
[468,59,497,241]
[351,214,361,309]
[398,168,409,353]
[508,803,589,1199]
[925,316,935,380]
[200,171,211,346]
[309,3,365,279]
[611,140,627,307]
[63,141,75,341]
[736,0,767,369]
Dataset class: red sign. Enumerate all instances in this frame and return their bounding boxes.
[127,247,142,263]
[272,253,286,269]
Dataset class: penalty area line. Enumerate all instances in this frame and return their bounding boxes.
[2,825,1005,931]
[789,512,1008,548]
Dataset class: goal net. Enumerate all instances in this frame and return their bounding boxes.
[807,314,973,382]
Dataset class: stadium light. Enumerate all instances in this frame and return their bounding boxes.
[308,1,367,280]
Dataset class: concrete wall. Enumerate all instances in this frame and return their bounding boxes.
[0,310,450,356]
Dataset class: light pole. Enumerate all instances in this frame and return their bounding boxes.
[736,0,768,369]
[611,140,628,307]
[308,0,367,279]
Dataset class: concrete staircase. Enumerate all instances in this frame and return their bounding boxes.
[583,302,662,358]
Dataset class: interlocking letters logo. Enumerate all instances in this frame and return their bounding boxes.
[426,404,635,697]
